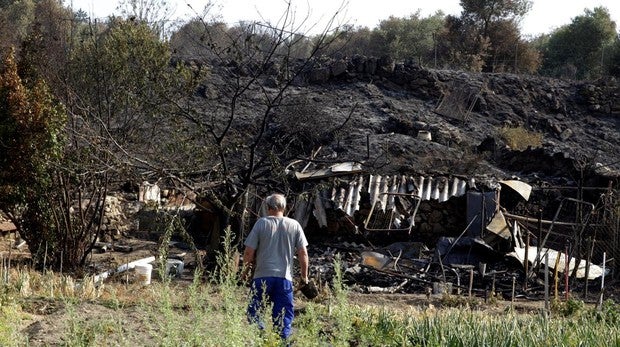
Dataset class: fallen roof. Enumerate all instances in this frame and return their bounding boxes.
[295,162,364,180]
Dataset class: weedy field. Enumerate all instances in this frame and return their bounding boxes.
[0,251,619,347]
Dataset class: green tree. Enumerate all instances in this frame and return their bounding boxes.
[460,0,531,39]
[437,14,490,71]
[541,7,617,79]
[13,16,197,271]
[0,49,67,268]
[0,0,35,54]
[438,0,538,72]
[311,25,379,58]
[68,18,194,153]
[608,38,620,77]
[18,0,74,91]
[1,1,129,271]
[485,19,540,73]
[372,11,445,64]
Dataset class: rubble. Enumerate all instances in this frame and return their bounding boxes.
[56,170,617,304]
[286,168,619,303]
[507,246,608,280]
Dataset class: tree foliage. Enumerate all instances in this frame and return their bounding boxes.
[540,7,617,79]
[608,39,620,78]
[484,19,540,73]
[437,14,490,71]
[3,13,195,270]
[460,0,532,37]
[0,0,35,54]
[18,0,74,91]
[68,17,195,159]
[0,49,68,268]
[373,12,445,64]
[437,0,539,72]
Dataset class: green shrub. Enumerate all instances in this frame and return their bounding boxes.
[551,297,586,317]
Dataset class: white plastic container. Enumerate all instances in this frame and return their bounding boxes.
[135,263,153,285]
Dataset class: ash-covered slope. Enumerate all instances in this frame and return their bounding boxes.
[279,57,620,185]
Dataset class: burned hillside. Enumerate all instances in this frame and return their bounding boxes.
[2,52,619,302]
[146,55,620,300]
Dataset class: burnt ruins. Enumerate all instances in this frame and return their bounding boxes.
[109,56,620,302]
[287,168,618,303]
[2,56,619,304]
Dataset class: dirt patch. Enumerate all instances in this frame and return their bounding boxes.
[23,301,159,346]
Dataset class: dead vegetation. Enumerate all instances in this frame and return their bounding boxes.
[499,126,544,150]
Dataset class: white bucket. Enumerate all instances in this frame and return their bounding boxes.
[165,259,184,278]
[135,263,153,285]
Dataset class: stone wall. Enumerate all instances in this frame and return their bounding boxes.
[99,196,137,242]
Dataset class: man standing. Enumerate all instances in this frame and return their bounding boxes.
[243,193,309,340]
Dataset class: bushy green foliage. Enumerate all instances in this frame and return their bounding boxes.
[0,49,67,268]
[0,0,36,52]
[437,0,540,73]
[608,40,620,78]
[551,297,585,317]
[372,11,445,64]
[540,7,617,79]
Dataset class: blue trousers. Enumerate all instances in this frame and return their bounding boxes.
[247,277,294,339]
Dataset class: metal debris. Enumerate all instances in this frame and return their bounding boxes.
[508,246,608,280]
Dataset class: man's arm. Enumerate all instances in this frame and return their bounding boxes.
[297,246,309,283]
[242,246,256,282]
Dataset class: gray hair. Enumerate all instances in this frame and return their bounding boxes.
[265,194,286,211]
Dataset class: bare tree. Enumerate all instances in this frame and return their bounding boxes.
[160,1,350,244]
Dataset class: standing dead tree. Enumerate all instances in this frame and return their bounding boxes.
[158,1,351,244]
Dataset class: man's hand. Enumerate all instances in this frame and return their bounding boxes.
[241,246,256,286]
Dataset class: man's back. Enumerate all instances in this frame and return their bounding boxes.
[244,216,307,281]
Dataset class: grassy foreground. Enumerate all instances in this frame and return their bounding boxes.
[0,257,618,346]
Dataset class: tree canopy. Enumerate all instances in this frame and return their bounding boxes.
[540,7,618,79]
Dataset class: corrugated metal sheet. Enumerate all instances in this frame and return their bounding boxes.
[291,173,487,229]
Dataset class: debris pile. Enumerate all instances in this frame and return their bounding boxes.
[288,167,618,302]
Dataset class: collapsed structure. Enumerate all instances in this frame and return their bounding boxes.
[262,160,619,300]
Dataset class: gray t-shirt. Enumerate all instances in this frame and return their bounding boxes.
[244,216,308,281]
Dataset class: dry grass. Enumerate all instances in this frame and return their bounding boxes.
[499,126,543,151]
[0,261,619,346]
